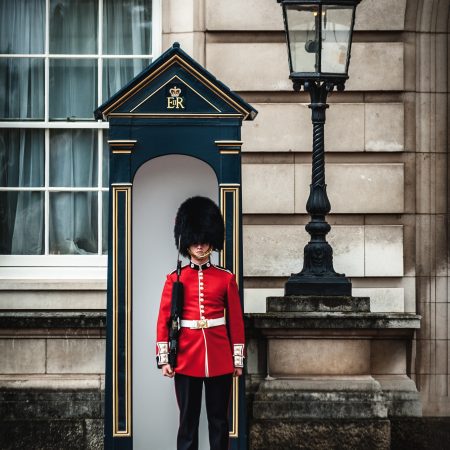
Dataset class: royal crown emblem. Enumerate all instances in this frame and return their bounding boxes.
[167,85,185,109]
[169,86,181,97]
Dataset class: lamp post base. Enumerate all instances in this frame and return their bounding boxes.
[285,275,352,296]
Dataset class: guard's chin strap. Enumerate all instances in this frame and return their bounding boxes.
[188,246,213,260]
[176,235,182,281]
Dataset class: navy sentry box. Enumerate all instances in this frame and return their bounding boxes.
[95,42,257,450]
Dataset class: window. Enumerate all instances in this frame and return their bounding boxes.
[0,0,160,272]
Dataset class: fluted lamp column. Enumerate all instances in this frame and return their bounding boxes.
[277,0,361,296]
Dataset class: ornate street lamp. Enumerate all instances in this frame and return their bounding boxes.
[277,0,361,296]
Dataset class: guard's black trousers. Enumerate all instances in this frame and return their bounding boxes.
[174,373,233,450]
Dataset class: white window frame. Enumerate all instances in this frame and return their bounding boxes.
[0,0,162,279]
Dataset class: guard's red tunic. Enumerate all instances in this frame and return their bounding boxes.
[156,262,245,378]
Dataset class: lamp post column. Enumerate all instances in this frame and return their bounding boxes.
[285,80,351,296]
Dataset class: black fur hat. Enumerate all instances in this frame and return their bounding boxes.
[174,196,224,257]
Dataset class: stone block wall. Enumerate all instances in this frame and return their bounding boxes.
[162,0,449,418]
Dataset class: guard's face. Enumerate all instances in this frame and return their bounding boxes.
[189,243,211,260]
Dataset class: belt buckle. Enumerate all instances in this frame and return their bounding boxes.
[197,319,208,329]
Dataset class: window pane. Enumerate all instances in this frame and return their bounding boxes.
[49,59,97,120]
[0,0,45,54]
[0,191,44,254]
[285,5,319,73]
[103,0,152,55]
[0,58,44,120]
[102,191,108,254]
[103,58,150,101]
[102,135,109,187]
[50,0,98,54]
[49,192,98,254]
[321,7,353,74]
[50,130,97,187]
[0,129,44,187]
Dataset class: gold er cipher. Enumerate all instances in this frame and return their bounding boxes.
[167,85,185,109]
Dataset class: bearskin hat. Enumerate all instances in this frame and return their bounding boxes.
[174,196,224,257]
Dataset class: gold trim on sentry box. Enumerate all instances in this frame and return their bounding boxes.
[130,74,222,113]
[108,140,137,155]
[220,184,240,282]
[215,141,243,155]
[229,377,239,437]
[112,185,132,437]
[219,184,241,438]
[108,113,242,119]
[215,141,243,146]
[108,140,137,145]
[102,55,251,119]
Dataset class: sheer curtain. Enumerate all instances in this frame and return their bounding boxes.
[0,0,153,255]
[0,0,44,119]
[46,0,98,254]
[49,0,98,120]
[103,0,152,99]
[0,0,45,255]
[0,0,44,54]
[49,130,98,255]
[0,130,45,254]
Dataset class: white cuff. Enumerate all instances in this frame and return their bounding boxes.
[157,342,169,366]
[233,344,245,368]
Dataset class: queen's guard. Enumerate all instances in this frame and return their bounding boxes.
[156,196,245,450]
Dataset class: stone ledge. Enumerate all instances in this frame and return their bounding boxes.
[0,312,106,329]
[267,296,370,313]
[0,279,107,291]
[253,378,387,420]
[376,376,422,418]
[0,375,104,390]
[246,312,421,330]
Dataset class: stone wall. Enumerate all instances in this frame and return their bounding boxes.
[0,312,105,449]
[162,0,450,417]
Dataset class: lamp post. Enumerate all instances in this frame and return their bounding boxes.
[277,0,361,296]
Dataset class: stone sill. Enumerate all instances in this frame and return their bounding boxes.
[0,374,104,390]
[0,312,106,329]
[245,312,421,330]
[0,279,107,291]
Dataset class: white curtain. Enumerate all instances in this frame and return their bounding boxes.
[48,130,98,255]
[0,0,45,254]
[103,0,152,99]
[0,0,44,119]
[0,130,45,254]
[49,0,98,120]
[0,0,152,255]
